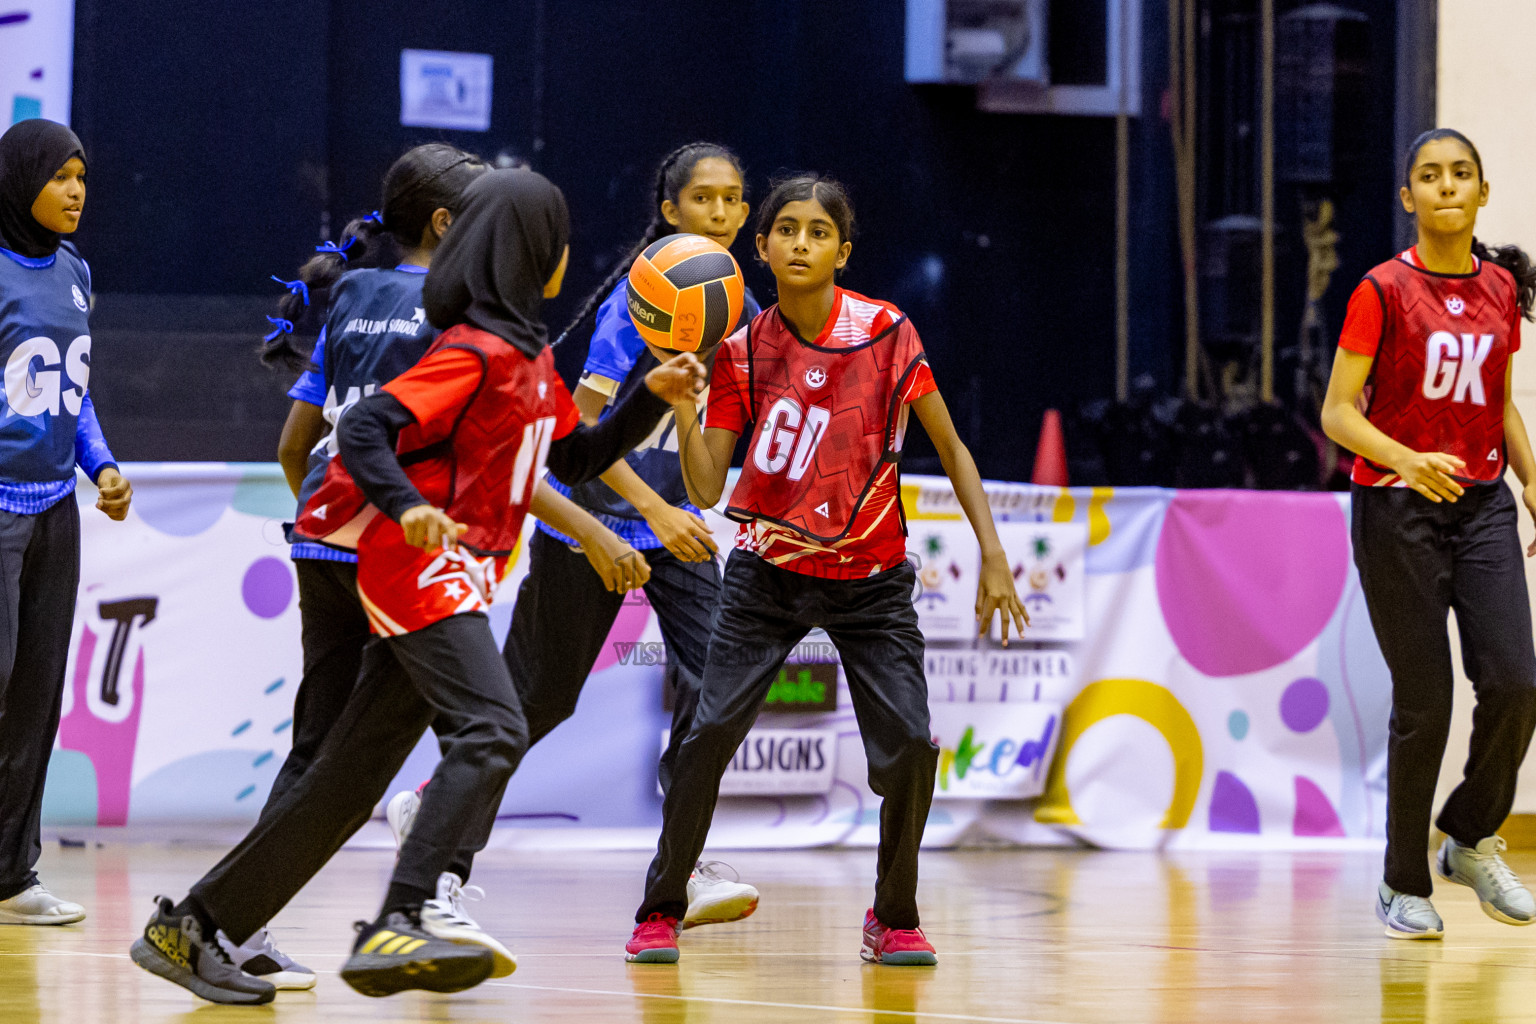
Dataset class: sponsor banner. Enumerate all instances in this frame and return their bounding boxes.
[663,728,838,796]
[762,661,837,713]
[925,647,1076,703]
[2,3,74,125]
[928,701,1060,799]
[994,521,1086,641]
[909,520,982,641]
[43,467,1395,853]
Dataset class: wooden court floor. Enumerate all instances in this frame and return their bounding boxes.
[3,843,1536,1023]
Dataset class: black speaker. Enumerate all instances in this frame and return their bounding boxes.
[1276,5,1372,186]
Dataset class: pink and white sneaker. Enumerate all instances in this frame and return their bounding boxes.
[625,913,680,963]
[860,909,937,966]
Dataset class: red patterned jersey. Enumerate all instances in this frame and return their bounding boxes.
[295,324,580,633]
[707,288,936,580]
[1339,248,1521,486]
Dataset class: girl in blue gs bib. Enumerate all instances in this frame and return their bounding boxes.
[0,119,131,926]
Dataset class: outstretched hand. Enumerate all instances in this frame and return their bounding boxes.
[645,353,708,406]
[976,549,1029,647]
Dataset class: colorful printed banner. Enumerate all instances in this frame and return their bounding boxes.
[44,465,1393,853]
[1,4,74,125]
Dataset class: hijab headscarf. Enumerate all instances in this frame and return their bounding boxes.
[423,168,569,358]
[0,119,86,259]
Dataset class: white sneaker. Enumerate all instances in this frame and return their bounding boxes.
[420,872,515,978]
[217,926,317,990]
[1437,835,1536,925]
[386,789,420,849]
[1376,880,1443,940]
[0,882,85,925]
[683,861,758,930]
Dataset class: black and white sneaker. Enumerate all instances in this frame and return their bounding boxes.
[218,926,317,990]
[129,896,276,1005]
[340,909,494,998]
[421,872,516,978]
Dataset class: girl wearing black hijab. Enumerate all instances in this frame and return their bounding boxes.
[130,169,705,1004]
[0,119,131,927]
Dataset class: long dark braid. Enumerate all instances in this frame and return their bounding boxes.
[555,141,744,345]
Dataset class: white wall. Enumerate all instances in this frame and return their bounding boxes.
[1438,0,1536,815]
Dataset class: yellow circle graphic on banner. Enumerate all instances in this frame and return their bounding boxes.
[1034,678,1203,829]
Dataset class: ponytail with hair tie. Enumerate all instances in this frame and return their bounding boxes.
[263,316,294,343]
[1472,237,1536,322]
[259,143,489,371]
[269,275,310,307]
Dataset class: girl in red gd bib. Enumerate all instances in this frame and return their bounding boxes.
[1322,129,1536,941]
[130,170,705,1005]
[624,175,1028,967]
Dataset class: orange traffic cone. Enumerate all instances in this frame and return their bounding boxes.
[1032,409,1069,486]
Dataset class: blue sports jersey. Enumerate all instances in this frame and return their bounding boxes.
[288,265,435,560]
[0,243,116,513]
[540,279,759,549]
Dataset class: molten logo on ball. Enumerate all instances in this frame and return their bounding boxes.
[626,234,745,353]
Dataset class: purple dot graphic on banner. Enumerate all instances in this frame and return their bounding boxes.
[1209,770,1261,834]
[242,558,293,619]
[1280,677,1329,733]
[1293,776,1345,837]
[1155,492,1349,677]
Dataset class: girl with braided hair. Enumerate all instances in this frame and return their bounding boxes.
[384,142,763,929]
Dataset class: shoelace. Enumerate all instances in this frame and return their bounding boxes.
[247,927,284,962]
[1471,839,1524,895]
[1395,893,1437,918]
[694,860,741,884]
[437,877,486,926]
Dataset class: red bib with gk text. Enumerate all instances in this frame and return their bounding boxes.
[1353,251,1519,486]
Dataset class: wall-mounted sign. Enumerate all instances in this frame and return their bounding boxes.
[400,49,492,132]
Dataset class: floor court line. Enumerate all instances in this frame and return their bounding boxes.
[486,979,1106,1024]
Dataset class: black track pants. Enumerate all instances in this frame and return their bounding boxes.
[638,550,937,930]
[1352,482,1536,897]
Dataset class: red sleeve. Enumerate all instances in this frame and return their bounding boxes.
[549,375,582,440]
[382,346,486,444]
[1338,279,1386,357]
[703,333,751,434]
[901,360,937,404]
[1513,304,1524,354]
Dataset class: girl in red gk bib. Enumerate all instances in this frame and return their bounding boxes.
[1322,129,1536,940]
[624,175,1028,966]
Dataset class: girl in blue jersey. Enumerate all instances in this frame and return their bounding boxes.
[386,142,763,928]
[0,119,130,927]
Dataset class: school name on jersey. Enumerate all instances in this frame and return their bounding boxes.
[342,308,426,337]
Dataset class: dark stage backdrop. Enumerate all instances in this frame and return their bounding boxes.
[66,0,1395,478]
